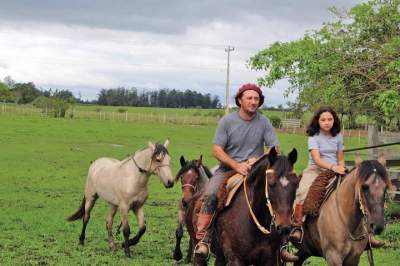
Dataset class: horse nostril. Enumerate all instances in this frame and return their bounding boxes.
[373,224,384,235]
[166,180,173,188]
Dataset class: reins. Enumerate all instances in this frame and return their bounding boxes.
[243,169,277,235]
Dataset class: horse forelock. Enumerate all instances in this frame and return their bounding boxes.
[175,160,199,180]
[152,143,169,160]
[175,159,212,180]
[357,160,390,187]
[271,156,293,180]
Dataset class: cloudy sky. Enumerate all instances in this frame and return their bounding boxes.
[0,0,363,106]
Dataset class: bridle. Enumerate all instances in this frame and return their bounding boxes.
[244,168,294,235]
[180,168,200,193]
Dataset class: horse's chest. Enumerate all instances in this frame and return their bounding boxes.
[128,189,148,205]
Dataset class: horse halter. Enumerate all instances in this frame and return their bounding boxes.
[180,168,199,192]
[131,151,170,175]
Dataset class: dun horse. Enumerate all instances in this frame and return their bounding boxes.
[68,140,174,257]
[173,155,212,263]
[186,147,299,266]
[293,156,390,266]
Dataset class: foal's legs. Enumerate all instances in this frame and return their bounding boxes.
[119,203,131,257]
[173,201,185,261]
[79,194,98,245]
[105,204,118,252]
[128,205,146,246]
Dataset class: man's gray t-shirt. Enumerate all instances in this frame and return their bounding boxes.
[213,111,279,168]
[308,132,344,165]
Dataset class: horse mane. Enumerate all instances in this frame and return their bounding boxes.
[357,160,390,186]
[248,153,270,181]
[175,159,212,180]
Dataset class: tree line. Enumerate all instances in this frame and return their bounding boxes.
[98,87,220,108]
[0,76,221,114]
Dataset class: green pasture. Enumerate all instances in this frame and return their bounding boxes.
[0,114,398,265]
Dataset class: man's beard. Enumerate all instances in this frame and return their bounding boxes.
[244,109,257,116]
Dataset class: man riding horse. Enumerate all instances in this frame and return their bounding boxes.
[194,83,280,258]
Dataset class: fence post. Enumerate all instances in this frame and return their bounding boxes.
[368,125,379,159]
[126,112,128,121]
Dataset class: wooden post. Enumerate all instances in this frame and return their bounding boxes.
[368,124,379,159]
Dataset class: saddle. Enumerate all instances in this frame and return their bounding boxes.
[303,170,339,217]
[216,171,245,211]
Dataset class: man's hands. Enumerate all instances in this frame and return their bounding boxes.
[232,157,258,176]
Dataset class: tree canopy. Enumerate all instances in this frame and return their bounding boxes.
[249,0,400,128]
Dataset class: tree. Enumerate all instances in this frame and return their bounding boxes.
[12,82,41,104]
[249,0,400,128]
[0,81,15,102]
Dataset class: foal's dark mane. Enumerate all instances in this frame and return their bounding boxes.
[175,159,212,180]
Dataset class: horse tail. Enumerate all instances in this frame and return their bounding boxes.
[67,196,86,221]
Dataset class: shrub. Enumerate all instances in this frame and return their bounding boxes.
[32,96,69,118]
[118,108,127,113]
[269,115,281,128]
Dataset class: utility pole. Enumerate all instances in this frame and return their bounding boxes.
[225,45,234,114]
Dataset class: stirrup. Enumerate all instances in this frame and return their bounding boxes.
[194,241,210,260]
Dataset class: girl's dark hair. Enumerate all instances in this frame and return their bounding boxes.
[306,106,341,137]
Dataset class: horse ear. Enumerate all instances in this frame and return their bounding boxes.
[288,148,297,165]
[268,146,278,166]
[164,138,170,148]
[148,141,155,150]
[378,153,386,167]
[180,156,186,167]
[354,156,363,167]
[196,155,203,167]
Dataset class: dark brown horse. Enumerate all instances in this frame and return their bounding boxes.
[173,155,212,264]
[186,147,299,266]
[292,156,391,266]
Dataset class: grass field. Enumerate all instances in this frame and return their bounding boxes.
[0,114,398,265]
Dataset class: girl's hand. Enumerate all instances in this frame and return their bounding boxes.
[331,165,346,175]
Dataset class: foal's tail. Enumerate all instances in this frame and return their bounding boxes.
[67,196,86,221]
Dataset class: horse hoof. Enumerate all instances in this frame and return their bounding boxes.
[109,243,116,253]
[280,248,299,262]
[124,252,131,258]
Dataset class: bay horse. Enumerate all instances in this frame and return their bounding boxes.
[186,147,299,266]
[173,155,212,264]
[67,140,174,257]
[293,156,391,266]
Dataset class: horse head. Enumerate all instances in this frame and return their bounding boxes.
[176,155,211,206]
[249,147,298,236]
[148,139,174,188]
[355,155,391,235]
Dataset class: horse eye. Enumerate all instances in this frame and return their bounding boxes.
[361,184,369,191]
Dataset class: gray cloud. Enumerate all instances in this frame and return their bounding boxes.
[0,0,361,34]
[0,0,365,106]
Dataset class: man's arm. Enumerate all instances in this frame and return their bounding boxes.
[212,144,250,175]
